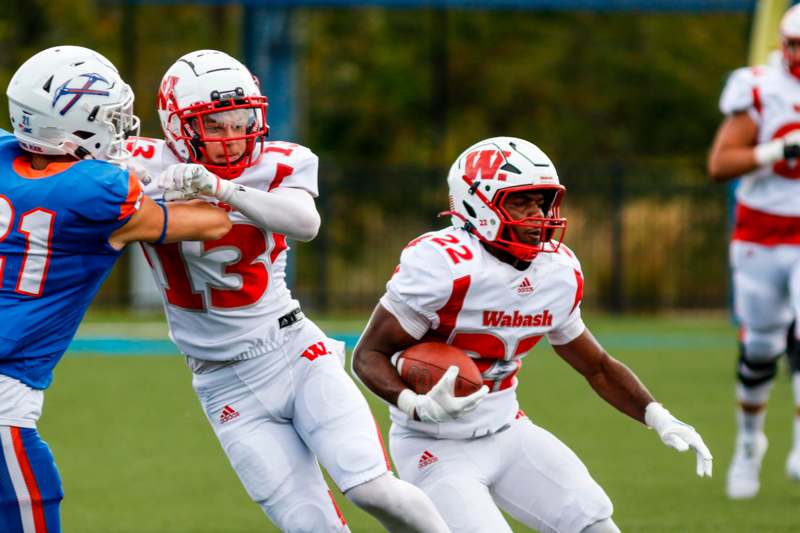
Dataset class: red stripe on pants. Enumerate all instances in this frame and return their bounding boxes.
[11,427,47,533]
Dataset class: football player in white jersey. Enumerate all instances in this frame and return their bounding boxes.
[708,4,800,500]
[353,137,713,533]
[132,50,449,533]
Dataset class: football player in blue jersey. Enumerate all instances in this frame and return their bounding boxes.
[0,46,231,533]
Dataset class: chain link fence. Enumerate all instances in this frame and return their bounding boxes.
[92,156,729,314]
[290,156,730,313]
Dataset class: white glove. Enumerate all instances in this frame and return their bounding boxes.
[115,159,152,185]
[645,402,713,477]
[157,163,233,202]
[755,131,800,165]
[396,366,489,423]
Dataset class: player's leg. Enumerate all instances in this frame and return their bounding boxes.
[191,360,350,532]
[490,417,614,533]
[0,426,63,533]
[786,258,800,480]
[389,427,514,533]
[344,472,451,533]
[786,320,800,377]
[581,518,621,533]
[289,321,449,533]
[727,241,792,499]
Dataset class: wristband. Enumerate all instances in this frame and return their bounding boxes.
[214,178,235,202]
[397,389,418,419]
[644,402,670,431]
[754,139,784,166]
[154,201,169,245]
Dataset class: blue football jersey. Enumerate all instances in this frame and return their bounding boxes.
[0,130,142,389]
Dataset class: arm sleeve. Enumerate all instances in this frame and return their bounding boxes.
[719,67,761,125]
[385,239,453,331]
[223,185,320,241]
[221,145,320,240]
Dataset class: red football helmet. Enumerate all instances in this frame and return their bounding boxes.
[444,137,567,262]
[157,50,268,180]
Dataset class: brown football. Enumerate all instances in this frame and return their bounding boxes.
[397,342,483,397]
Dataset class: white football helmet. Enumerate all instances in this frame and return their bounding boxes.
[445,137,567,262]
[6,45,140,161]
[781,5,800,78]
[157,50,268,180]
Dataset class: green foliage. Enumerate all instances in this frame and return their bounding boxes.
[0,5,752,179]
[0,5,752,311]
[304,10,749,165]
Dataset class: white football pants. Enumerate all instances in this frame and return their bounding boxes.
[390,414,613,533]
[191,319,389,532]
[731,241,800,360]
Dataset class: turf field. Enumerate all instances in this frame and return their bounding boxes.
[43,312,799,532]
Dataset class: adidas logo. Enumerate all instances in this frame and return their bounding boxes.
[418,450,439,469]
[517,277,534,295]
[219,405,240,424]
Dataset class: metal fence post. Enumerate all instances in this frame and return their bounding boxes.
[243,5,298,288]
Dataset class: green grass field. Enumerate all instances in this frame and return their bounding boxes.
[42,312,800,532]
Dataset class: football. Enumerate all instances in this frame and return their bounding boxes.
[396,342,483,397]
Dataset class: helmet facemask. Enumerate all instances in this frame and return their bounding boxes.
[102,84,140,161]
[447,178,567,262]
[492,185,567,260]
[165,90,268,180]
[784,38,800,79]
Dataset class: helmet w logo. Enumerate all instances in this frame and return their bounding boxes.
[52,73,112,115]
[464,149,511,182]
[157,75,180,111]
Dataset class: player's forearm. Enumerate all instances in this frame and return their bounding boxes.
[585,356,655,424]
[165,201,232,242]
[223,185,320,241]
[707,146,759,182]
[351,347,409,406]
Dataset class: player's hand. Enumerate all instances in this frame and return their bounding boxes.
[784,131,800,160]
[645,402,713,477]
[404,366,489,423]
[115,160,152,186]
[157,163,225,201]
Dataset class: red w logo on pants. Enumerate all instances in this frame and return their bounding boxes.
[301,342,332,361]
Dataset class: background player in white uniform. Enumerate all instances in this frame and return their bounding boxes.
[707,5,800,500]
[353,137,713,533]
[134,50,449,533]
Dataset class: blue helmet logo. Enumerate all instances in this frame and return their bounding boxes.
[52,73,112,115]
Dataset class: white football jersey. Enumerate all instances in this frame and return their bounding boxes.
[384,227,586,439]
[130,138,318,360]
[720,63,800,216]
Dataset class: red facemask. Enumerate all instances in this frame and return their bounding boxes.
[168,95,269,180]
[443,182,568,262]
[783,39,800,80]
